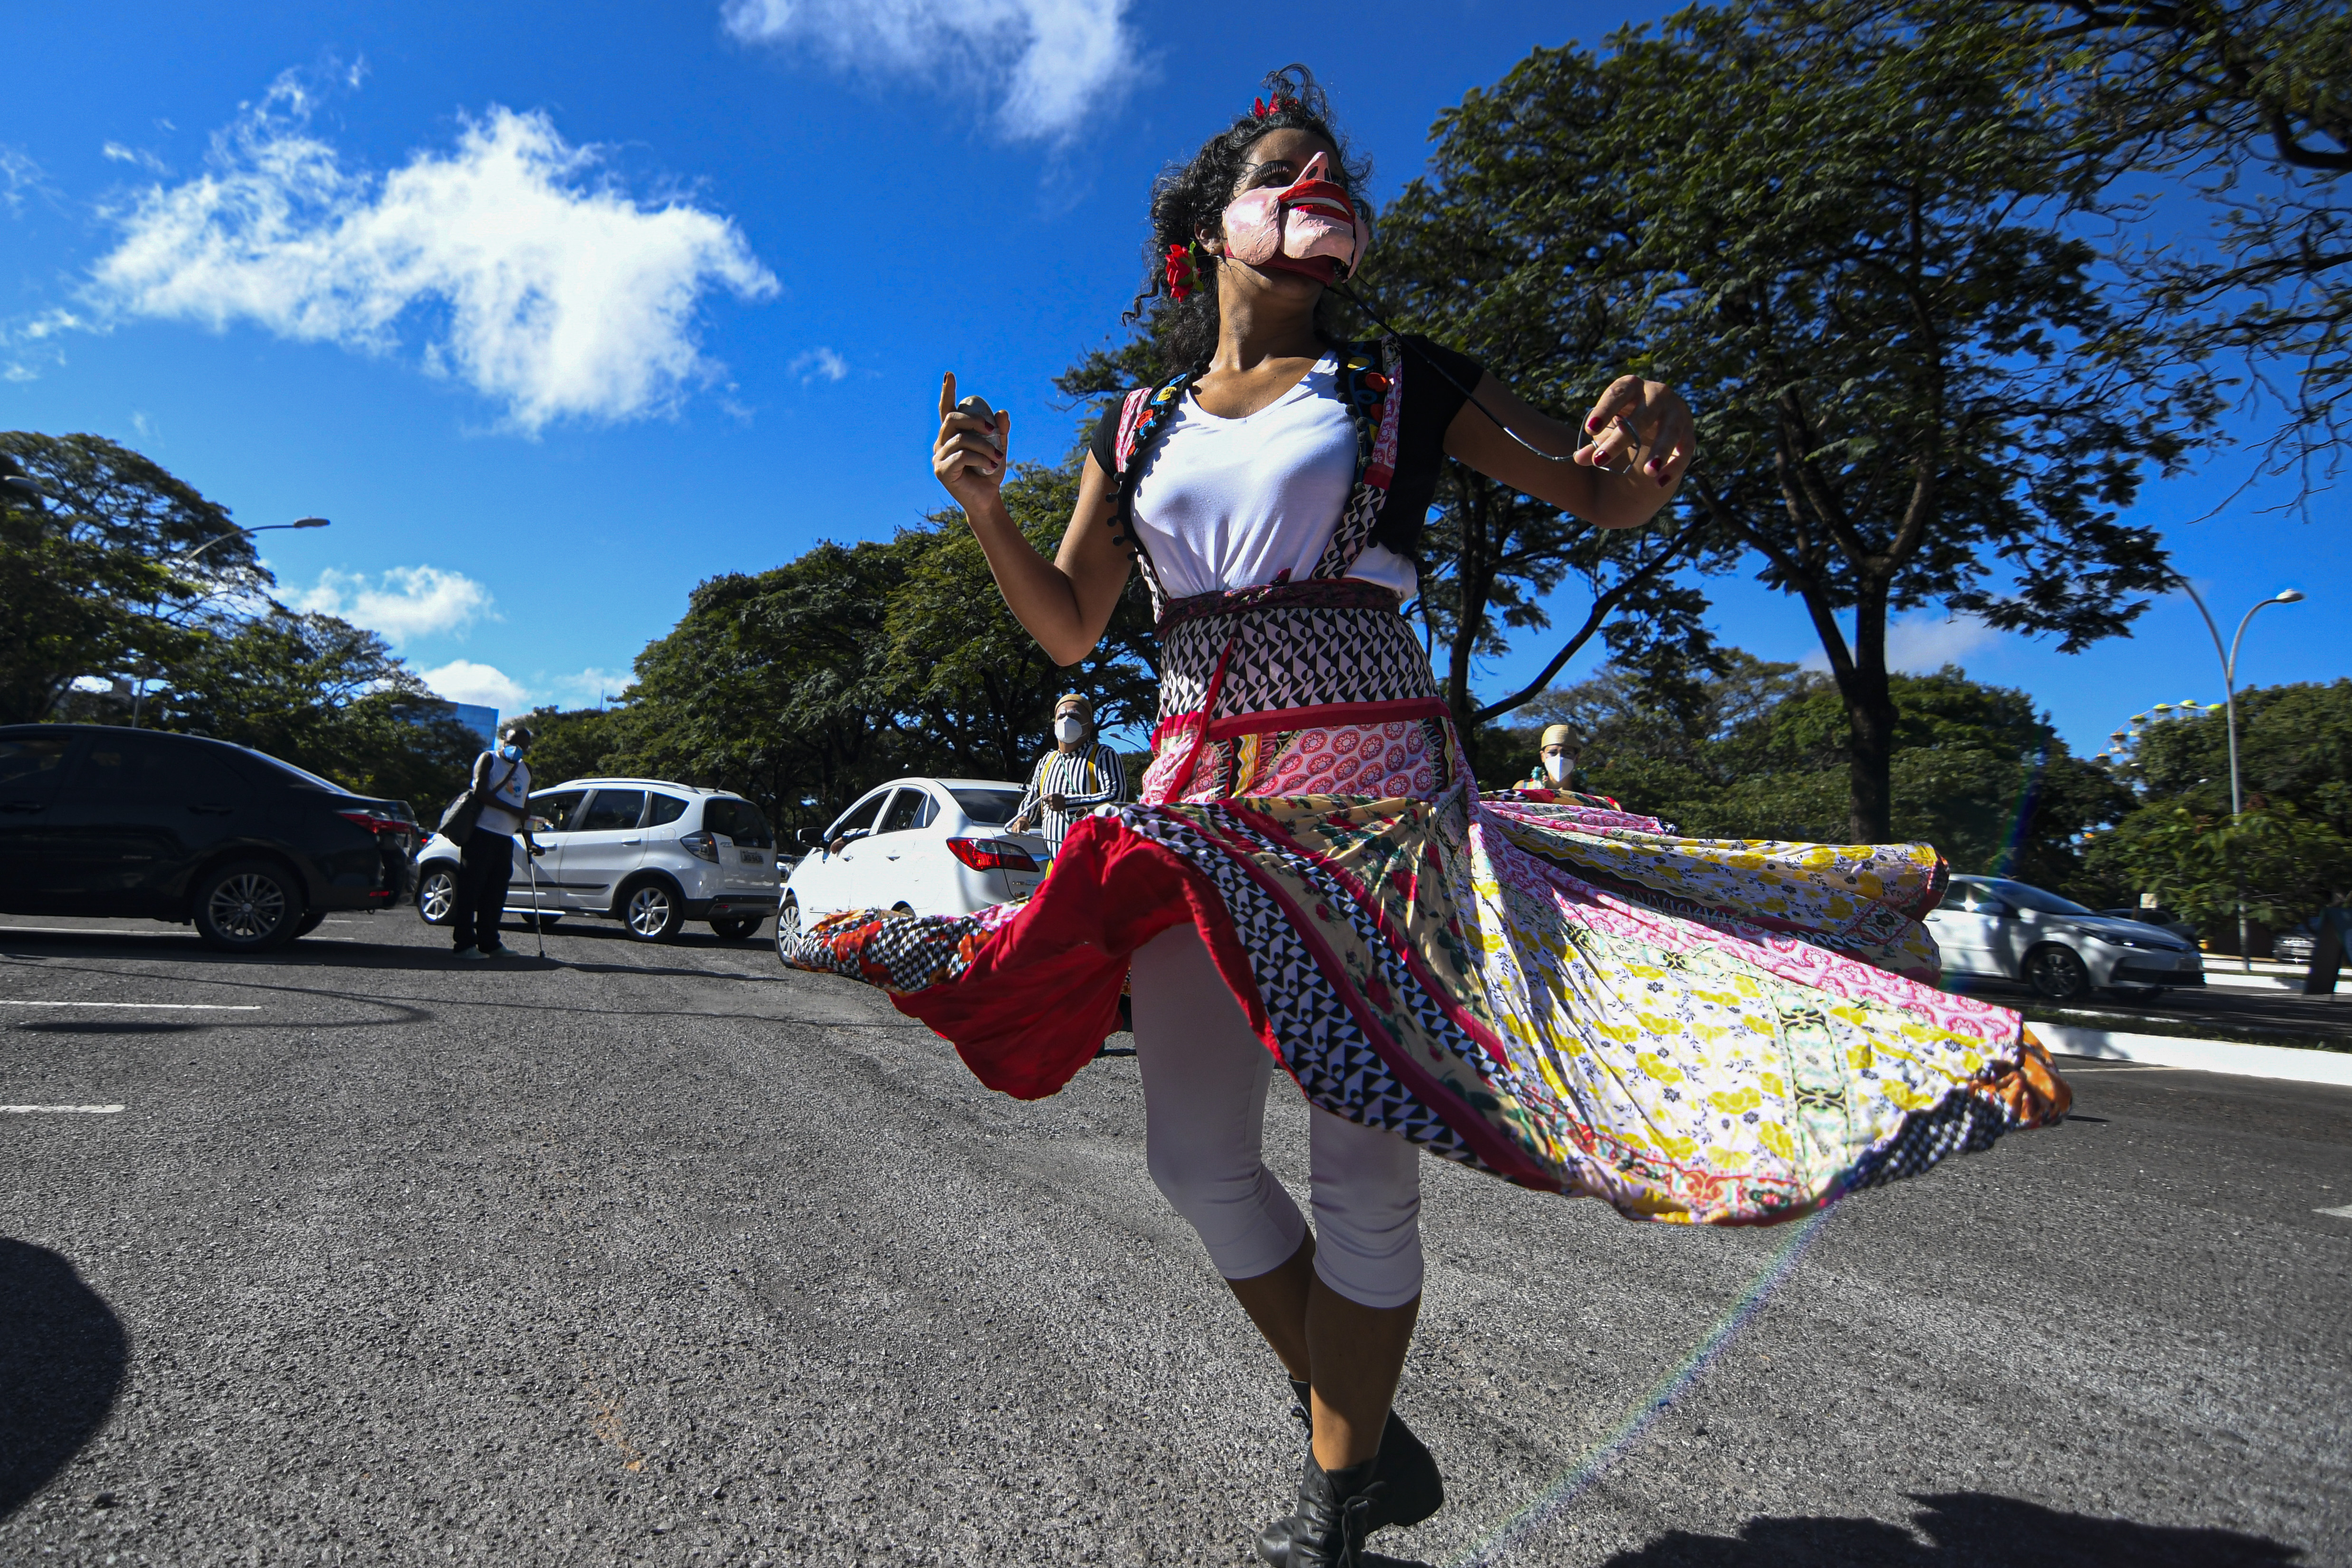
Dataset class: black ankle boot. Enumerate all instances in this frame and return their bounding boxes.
[1255,1382,1444,1565]
[1283,1452,1383,1568]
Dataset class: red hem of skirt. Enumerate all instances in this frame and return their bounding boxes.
[889,808,1562,1193]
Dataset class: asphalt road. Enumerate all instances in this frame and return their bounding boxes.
[3,908,2347,1567]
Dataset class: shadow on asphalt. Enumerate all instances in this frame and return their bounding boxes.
[0,1240,126,1520]
[1599,1492,2301,1566]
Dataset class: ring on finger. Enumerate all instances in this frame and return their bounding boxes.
[1590,414,1647,476]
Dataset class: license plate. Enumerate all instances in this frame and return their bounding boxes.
[740,850,764,865]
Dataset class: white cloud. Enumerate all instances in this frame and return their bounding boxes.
[723,0,1137,143]
[85,76,779,431]
[789,345,847,382]
[418,659,531,711]
[1,145,48,214]
[292,565,496,646]
[1885,612,2000,672]
[102,142,169,174]
[545,666,633,706]
[1,306,84,382]
[1802,612,2001,675]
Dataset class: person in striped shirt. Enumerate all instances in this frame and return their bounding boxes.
[1011,692,1126,854]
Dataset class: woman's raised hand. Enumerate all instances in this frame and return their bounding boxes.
[1575,375,1697,489]
[934,372,1012,510]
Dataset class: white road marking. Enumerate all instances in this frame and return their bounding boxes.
[2317,1204,2352,1220]
[0,925,181,936]
[1,1104,125,1114]
[0,1000,262,1010]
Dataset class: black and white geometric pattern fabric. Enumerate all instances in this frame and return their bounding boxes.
[1312,336,1404,581]
[1118,805,1494,1175]
[1158,602,1438,724]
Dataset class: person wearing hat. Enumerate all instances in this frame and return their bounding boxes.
[1011,693,1127,855]
[1526,723,1583,791]
[452,724,545,960]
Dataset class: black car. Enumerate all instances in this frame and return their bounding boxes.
[0,724,418,951]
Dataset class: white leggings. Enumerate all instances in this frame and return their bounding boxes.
[1129,923,1424,1309]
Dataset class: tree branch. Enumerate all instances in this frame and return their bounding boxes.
[1469,515,1708,723]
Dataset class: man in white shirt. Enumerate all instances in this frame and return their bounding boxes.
[453,725,544,959]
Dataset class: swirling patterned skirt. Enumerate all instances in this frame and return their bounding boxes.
[782,600,2066,1225]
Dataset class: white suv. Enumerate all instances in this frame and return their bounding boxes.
[416,778,781,942]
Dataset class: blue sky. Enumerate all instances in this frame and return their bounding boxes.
[5,0,2343,762]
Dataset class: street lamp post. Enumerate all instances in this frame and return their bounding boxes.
[132,517,333,727]
[173,515,331,565]
[2170,577,2307,971]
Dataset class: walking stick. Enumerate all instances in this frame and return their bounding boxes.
[526,841,546,959]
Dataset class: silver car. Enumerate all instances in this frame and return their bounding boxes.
[1926,874,2205,1002]
[417,777,781,942]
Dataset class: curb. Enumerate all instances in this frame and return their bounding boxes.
[2200,971,2331,994]
[2037,1024,2352,1087]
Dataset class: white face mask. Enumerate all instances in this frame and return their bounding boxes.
[1543,752,1572,783]
[1054,714,1085,744]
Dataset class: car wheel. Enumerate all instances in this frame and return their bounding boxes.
[2025,942,2092,1002]
[192,860,301,953]
[619,879,684,942]
[775,896,800,966]
[710,916,762,941]
[417,865,458,926]
[293,909,327,939]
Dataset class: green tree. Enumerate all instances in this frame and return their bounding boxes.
[2086,801,2352,934]
[1356,71,1718,766]
[2085,679,2352,941]
[2117,679,2352,833]
[157,609,482,813]
[620,538,907,832]
[514,704,633,793]
[886,459,1158,781]
[2028,0,2351,469]
[612,459,1156,835]
[0,431,265,724]
[1433,5,2205,840]
[1518,654,2131,893]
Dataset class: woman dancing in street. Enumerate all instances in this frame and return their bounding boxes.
[787,67,2067,1566]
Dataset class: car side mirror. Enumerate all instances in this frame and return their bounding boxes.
[796,827,828,849]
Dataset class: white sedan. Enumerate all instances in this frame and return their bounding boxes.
[777,777,1048,951]
[1924,874,2205,1002]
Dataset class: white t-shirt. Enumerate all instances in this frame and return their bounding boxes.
[1128,352,1418,599]
[474,754,532,836]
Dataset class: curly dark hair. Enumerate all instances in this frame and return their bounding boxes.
[1135,65,1371,371]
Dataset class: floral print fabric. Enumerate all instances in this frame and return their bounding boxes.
[785,728,2067,1225]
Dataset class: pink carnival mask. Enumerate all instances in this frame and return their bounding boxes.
[1220,151,1368,285]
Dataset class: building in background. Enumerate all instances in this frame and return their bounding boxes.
[406,701,499,748]
[447,704,498,747]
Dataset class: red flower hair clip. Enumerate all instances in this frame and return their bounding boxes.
[1251,94,1297,119]
[1165,241,1200,302]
